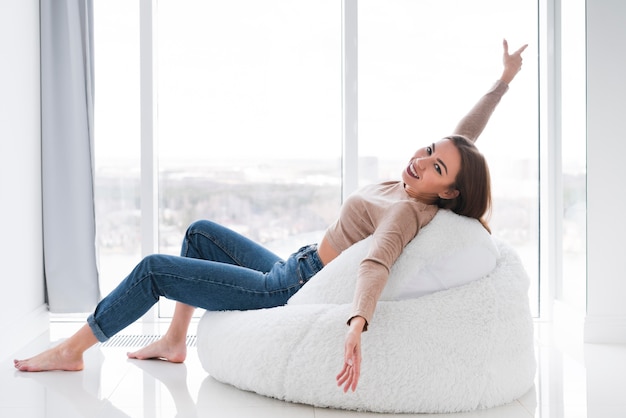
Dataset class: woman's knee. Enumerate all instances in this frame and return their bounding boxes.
[138,254,173,274]
[134,254,179,295]
[186,219,218,238]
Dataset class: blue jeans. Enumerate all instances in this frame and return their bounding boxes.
[87,220,324,342]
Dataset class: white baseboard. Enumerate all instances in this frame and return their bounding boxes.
[584,314,626,344]
[0,304,49,362]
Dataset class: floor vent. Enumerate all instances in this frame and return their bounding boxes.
[98,335,197,348]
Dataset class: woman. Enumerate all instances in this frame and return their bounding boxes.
[15,40,528,393]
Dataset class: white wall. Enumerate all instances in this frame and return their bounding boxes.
[585,0,626,343]
[0,0,48,361]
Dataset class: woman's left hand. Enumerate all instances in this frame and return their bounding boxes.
[500,39,528,84]
[336,317,365,392]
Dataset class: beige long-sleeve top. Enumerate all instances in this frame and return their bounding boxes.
[322,80,509,328]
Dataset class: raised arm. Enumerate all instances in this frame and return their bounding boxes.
[453,39,528,142]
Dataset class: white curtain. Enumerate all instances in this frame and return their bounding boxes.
[41,0,100,312]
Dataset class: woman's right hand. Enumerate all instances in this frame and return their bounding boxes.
[500,39,528,84]
[336,316,366,392]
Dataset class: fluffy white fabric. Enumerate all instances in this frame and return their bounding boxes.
[288,209,499,305]
[197,211,536,413]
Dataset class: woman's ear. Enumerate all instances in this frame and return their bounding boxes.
[438,188,460,200]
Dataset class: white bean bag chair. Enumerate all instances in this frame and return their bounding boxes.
[196,210,536,413]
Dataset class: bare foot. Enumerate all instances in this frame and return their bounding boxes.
[14,344,84,372]
[127,336,187,363]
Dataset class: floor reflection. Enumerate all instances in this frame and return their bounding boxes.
[14,348,132,418]
[129,359,198,418]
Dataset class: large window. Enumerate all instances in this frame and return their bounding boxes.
[156,0,342,315]
[358,1,539,315]
[156,0,341,255]
[93,0,141,297]
[94,1,541,318]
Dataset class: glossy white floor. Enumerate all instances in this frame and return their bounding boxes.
[1,320,625,418]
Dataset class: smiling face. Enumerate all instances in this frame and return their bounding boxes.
[401,138,462,203]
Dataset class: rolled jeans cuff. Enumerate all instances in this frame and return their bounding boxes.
[87,313,110,342]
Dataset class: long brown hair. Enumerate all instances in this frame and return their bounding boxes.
[435,135,492,232]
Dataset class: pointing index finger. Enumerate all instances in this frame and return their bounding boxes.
[515,44,529,56]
